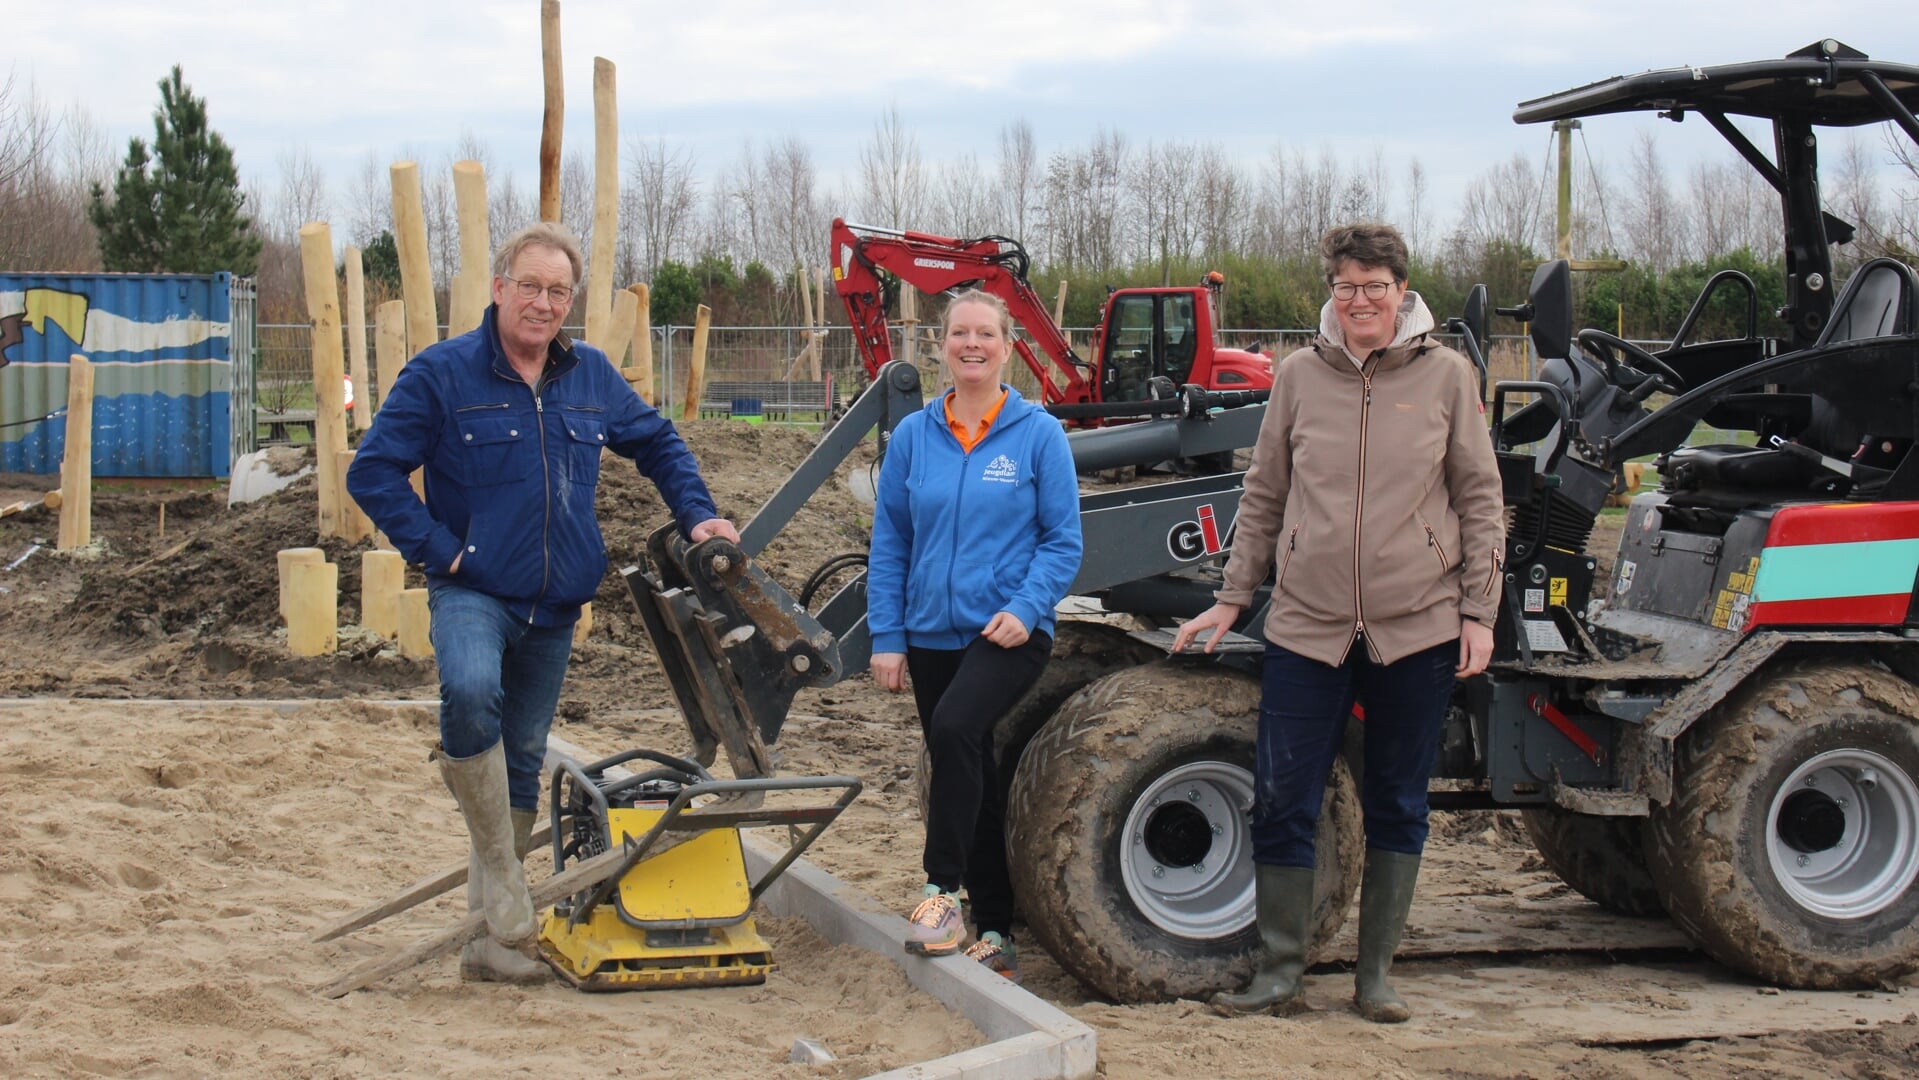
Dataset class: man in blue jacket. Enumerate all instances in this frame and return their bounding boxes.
[347,222,737,983]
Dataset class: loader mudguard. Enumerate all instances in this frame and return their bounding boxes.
[1636,630,1919,804]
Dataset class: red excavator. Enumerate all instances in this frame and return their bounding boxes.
[830,218,1273,424]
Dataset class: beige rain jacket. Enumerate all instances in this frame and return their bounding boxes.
[1215,291,1506,666]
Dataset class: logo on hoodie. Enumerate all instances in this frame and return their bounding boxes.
[981,454,1018,484]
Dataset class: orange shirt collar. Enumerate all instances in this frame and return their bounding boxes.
[944,388,1009,455]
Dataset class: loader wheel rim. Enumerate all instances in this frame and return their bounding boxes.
[1118,760,1254,938]
[1765,748,1919,919]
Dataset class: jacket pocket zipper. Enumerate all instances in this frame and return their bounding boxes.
[1483,547,1505,598]
[455,402,511,413]
[1276,525,1301,590]
[1417,513,1450,576]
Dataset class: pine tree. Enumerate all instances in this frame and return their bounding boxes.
[89,66,261,275]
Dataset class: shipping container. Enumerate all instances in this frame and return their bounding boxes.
[0,272,255,478]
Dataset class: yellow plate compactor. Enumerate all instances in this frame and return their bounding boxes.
[539,525,861,991]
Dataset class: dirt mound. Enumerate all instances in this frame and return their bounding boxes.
[0,421,877,704]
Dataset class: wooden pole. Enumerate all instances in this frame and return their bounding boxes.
[680,304,712,421]
[585,57,619,347]
[56,353,93,550]
[389,162,439,361]
[336,450,373,543]
[603,287,637,369]
[539,0,564,223]
[628,283,653,402]
[309,819,555,943]
[300,223,350,539]
[1053,279,1069,327]
[573,602,593,645]
[812,267,827,380]
[374,300,406,414]
[451,160,491,337]
[277,547,326,625]
[360,550,404,640]
[286,560,338,657]
[344,247,370,434]
[900,284,918,365]
[317,843,630,998]
[398,588,433,657]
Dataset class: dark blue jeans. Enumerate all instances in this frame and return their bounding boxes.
[1253,637,1457,868]
[429,582,576,811]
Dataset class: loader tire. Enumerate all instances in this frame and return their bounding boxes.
[1006,662,1363,1003]
[915,621,1160,822]
[1646,660,1919,989]
[1520,807,1664,916]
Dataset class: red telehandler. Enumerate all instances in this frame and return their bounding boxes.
[829,218,1273,423]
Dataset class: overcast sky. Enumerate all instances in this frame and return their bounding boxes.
[13,1,1919,239]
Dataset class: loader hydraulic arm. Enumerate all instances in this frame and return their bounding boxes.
[830,218,1097,405]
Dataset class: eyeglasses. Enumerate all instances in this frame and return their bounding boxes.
[1331,281,1397,302]
[504,276,575,306]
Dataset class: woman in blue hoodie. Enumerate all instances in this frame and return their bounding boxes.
[867,289,1083,980]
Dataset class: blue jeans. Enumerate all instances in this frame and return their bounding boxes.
[1253,638,1457,868]
[429,582,576,811]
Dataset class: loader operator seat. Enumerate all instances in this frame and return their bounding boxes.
[1814,257,1918,348]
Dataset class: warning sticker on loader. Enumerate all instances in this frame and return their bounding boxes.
[1524,619,1569,652]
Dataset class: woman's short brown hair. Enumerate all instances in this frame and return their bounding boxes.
[1320,223,1409,286]
[942,288,1015,340]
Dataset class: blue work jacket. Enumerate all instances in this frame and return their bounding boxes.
[347,304,718,626]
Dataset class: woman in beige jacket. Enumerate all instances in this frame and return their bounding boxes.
[1173,223,1505,1022]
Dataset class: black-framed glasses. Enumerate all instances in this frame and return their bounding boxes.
[1331,281,1396,301]
[505,276,575,306]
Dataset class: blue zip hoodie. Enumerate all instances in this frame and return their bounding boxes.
[346,304,718,627]
[867,386,1082,653]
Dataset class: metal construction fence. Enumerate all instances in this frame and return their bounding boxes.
[253,323,1597,424]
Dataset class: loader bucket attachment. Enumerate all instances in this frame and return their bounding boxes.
[623,523,842,779]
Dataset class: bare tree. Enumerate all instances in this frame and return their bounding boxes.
[1826,131,1887,266]
[1457,152,1549,255]
[1194,143,1246,261]
[996,119,1037,241]
[1039,129,1127,273]
[625,136,699,279]
[857,101,927,229]
[1402,158,1429,256]
[1621,131,1681,271]
[0,73,100,271]
[763,136,825,276]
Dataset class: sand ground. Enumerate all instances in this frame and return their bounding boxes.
[2,425,1915,1078]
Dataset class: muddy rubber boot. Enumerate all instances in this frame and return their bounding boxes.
[438,743,536,946]
[1353,849,1420,1023]
[1208,865,1315,1016]
[458,804,547,984]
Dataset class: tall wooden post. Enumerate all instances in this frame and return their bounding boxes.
[604,288,638,369]
[1555,119,1576,262]
[56,353,93,550]
[586,57,619,347]
[374,300,406,414]
[344,247,370,433]
[680,304,712,421]
[629,283,653,402]
[389,162,439,361]
[451,160,491,336]
[539,0,564,223]
[301,223,350,539]
[812,267,826,380]
[361,550,405,640]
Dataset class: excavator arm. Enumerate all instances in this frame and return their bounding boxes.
[830,218,1097,405]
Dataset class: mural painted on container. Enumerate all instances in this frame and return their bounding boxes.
[0,274,238,478]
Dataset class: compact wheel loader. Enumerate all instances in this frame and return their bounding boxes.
[627,39,1919,1004]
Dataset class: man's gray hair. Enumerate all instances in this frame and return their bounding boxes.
[492,221,585,284]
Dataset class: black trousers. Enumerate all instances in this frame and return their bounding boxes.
[908,631,1051,937]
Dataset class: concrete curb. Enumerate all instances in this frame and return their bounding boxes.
[743,837,1097,1080]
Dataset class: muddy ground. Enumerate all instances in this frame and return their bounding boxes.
[1,426,1915,1079]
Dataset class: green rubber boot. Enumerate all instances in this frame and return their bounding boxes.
[1353,849,1421,1023]
[458,805,547,984]
[1208,865,1316,1016]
